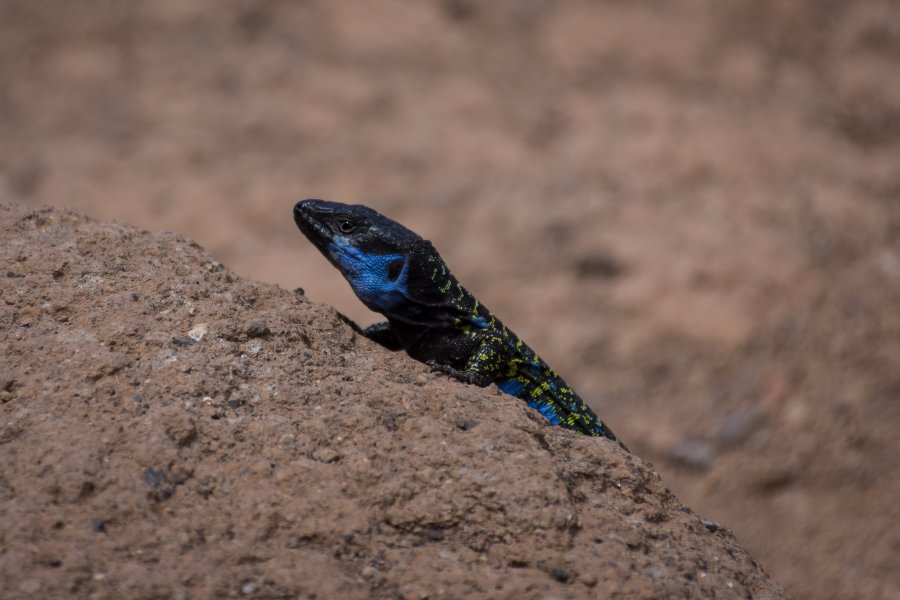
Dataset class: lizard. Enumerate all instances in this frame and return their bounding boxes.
[293,199,627,450]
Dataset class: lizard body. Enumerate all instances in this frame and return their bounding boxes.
[293,199,626,449]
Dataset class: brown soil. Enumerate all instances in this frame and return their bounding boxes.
[1,202,788,599]
[1,1,899,599]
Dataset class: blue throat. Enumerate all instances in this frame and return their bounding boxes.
[328,238,410,312]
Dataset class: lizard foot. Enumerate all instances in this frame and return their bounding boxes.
[427,361,491,387]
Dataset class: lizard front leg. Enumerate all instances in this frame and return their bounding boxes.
[359,322,404,351]
[337,313,404,351]
[428,333,511,388]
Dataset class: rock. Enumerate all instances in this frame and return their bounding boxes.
[0,203,789,600]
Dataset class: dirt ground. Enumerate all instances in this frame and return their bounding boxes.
[1,1,898,598]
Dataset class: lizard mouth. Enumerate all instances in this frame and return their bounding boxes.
[293,200,359,275]
[293,200,333,250]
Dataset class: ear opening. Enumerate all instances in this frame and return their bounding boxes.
[386,258,405,281]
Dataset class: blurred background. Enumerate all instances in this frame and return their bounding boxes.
[2,1,899,598]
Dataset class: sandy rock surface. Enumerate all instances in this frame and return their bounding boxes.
[0,202,788,599]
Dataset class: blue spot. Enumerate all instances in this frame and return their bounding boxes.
[497,378,524,397]
[527,399,561,425]
[498,378,561,426]
[472,316,488,328]
[327,238,409,312]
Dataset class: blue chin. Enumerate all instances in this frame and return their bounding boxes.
[328,239,410,313]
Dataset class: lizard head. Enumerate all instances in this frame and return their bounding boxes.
[293,199,423,312]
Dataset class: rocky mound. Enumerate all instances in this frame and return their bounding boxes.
[0,202,788,599]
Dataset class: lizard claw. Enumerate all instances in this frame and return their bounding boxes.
[426,360,445,373]
[426,361,491,387]
[427,360,458,378]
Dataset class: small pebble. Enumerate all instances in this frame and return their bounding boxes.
[718,409,763,447]
[549,567,572,583]
[669,438,715,471]
[188,323,208,342]
[361,565,378,578]
[313,447,340,463]
[701,519,722,533]
[574,250,627,279]
[245,322,270,338]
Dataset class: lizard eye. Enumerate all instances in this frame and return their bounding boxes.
[386,258,404,281]
[337,219,355,234]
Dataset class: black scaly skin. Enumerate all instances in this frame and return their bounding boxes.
[293,199,627,449]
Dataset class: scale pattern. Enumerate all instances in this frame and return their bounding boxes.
[294,199,626,449]
[421,253,624,444]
